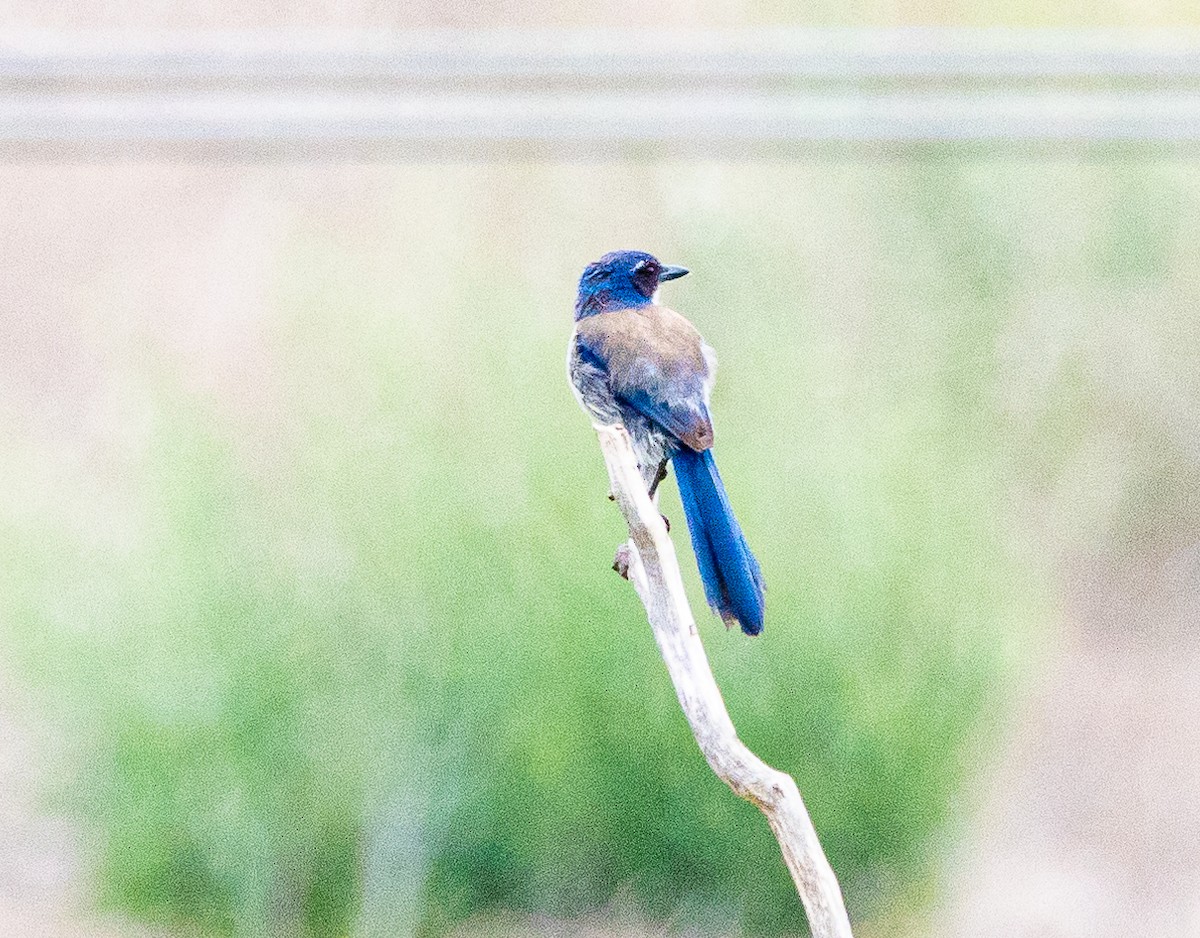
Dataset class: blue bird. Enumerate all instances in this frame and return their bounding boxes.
[568,250,765,636]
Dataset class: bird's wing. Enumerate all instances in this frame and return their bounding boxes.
[575,305,715,451]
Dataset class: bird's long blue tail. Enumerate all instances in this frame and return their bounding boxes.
[671,447,765,636]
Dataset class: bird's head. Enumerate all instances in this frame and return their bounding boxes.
[575,250,689,319]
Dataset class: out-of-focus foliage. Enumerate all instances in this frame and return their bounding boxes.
[4,156,1196,937]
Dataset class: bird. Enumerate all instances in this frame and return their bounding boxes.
[568,250,765,636]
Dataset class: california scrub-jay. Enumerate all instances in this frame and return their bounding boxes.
[568,250,765,636]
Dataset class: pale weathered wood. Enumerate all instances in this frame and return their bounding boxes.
[595,424,853,938]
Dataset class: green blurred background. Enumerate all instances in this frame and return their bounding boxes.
[3,155,1197,937]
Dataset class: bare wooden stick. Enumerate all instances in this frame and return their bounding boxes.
[595,424,854,938]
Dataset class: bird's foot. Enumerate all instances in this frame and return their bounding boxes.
[612,544,632,580]
[647,459,669,500]
[661,514,671,533]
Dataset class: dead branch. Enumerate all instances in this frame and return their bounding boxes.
[595,424,853,938]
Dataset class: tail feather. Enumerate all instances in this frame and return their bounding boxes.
[671,447,765,635]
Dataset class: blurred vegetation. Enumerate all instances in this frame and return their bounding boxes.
[3,155,1197,937]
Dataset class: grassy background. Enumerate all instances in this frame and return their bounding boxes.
[2,156,1197,936]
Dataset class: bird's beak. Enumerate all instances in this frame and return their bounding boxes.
[659,265,689,281]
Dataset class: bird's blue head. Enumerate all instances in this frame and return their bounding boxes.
[574,250,689,320]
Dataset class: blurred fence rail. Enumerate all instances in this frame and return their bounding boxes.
[3,29,1200,157]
